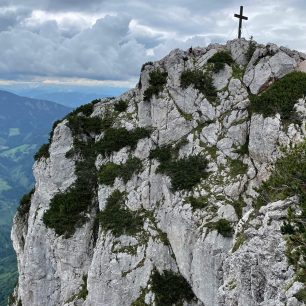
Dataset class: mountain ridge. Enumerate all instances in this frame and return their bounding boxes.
[10,38,306,306]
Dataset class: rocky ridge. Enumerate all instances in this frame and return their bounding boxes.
[10,38,306,306]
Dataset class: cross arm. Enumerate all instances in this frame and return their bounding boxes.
[234,14,248,20]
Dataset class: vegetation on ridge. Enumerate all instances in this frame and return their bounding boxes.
[180,69,217,102]
[144,68,168,101]
[98,190,144,237]
[250,71,306,122]
[98,157,142,185]
[207,51,234,73]
[150,145,209,191]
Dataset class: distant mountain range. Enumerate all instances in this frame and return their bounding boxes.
[0,90,71,305]
[0,86,128,108]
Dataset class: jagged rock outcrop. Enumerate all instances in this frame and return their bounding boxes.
[11,39,306,306]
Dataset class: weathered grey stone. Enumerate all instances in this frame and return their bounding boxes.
[243,51,297,94]
[249,114,281,163]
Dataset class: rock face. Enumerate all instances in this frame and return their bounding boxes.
[11,39,306,306]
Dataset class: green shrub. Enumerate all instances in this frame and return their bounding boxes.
[98,163,121,185]
[34,143,50,160]
[207,51,234,73]
[70,100,98,117]
[95,127,151,157]
[98,190,143,237]
[43,185,90,237]
[149,145,173,163]
[98,157,142,185]
[185,196,209,210]
[17,188,35,216]
[119,157,143,183]
[157,155,209,191]
[144,69,168,101]
[180,69,217,102]
[49,119,62,142]
[114,100,128,112]
[151,269,195,306]
[214,219,233,237]
[250,71,306,121]
[67,115,113,136]
[141,61,153,72]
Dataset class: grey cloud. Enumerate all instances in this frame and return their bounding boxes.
[0,7,31,31]
[0,15,149,81]
[0,0,305,84]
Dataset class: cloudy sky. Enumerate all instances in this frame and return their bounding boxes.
[0,0,306,90]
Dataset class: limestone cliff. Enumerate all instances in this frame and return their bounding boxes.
[10,39,306,306]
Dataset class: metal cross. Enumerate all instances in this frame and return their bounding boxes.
[234,6,248,39]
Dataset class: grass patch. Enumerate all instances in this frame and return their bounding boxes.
[180,69,217,102]
[144,69,168,101]
[114,100,128,112]
[250,71,306,122]
[228,158,248,177]
[207,51,234,73]
[151,269,195,306]
[185,196,209,210]
[232,64,245,80]
[98,190,144,237]
[98,157,142,185]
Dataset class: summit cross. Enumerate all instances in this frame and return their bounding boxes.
[234,6,248,39]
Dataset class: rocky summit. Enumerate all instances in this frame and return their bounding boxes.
[10,39,306,306]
